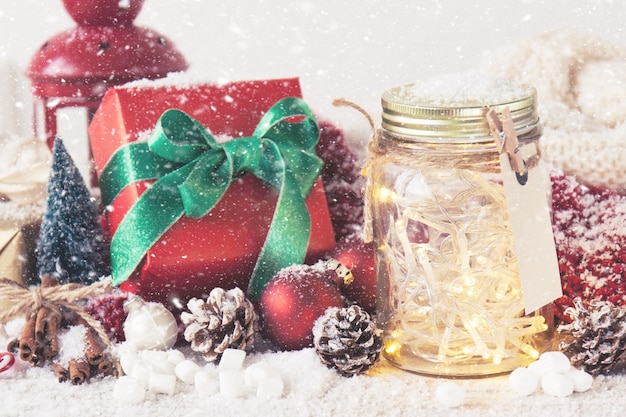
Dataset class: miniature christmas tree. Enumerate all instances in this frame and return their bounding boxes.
[36,138,110,285]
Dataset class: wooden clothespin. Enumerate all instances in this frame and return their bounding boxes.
[486,107,525,175]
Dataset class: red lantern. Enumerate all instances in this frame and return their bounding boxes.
[26,0,188,184]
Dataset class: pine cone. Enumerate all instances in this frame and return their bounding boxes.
[181,287,256,362]
[313,305,383,377]
[559,297,626,375]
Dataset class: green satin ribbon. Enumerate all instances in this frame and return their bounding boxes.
[99,97,322,301]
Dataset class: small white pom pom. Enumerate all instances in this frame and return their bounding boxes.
[509,367,539,396]
[536,351,571,374]
[541,373,574,397]
[567,369,593,393]
[435,381,465,408]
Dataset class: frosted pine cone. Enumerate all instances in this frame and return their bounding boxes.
[313,305,382,377]
[559,297,626,375]
[181,287,256,362]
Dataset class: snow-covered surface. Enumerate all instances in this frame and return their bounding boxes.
[384,73,534,107]
[2,345,625,417]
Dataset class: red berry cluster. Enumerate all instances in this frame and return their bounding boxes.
[551,170,626,322]
[81,291,130,342]
[316,121,365,241]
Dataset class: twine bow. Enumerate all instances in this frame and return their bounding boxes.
[99,97,323,301]
[0,277,114,347]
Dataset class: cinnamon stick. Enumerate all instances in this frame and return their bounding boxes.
[97,357,113,376]
[84,328,105,366]
[7,338,19,354]
[44,307,61,360]
[33,305,62,360]
[35,306,50,342]
[31,345,45,367]
[18,313,37,363]
[69,359,90,385]
[52,363,68,383]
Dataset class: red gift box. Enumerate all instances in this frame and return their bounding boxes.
[89,77,336,309]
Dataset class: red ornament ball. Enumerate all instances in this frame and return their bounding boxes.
[259,263,345,351]
[329,233,377,314]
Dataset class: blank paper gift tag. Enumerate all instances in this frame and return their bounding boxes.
[499,146,562,314]
[487,107,562,314]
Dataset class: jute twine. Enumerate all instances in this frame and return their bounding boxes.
[332,98,381,160]
[0,277,115,349]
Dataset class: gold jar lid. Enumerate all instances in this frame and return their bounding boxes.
[381,75,539,142]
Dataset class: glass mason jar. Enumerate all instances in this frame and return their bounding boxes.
[366,76,554,377]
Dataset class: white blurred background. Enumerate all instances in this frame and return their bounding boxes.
[0,0,623,176]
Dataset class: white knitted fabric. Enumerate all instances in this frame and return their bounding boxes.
[483,30,626,191]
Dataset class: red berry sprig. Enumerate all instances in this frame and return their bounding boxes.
[81,291,130,342]
[316,121,365,241]
[551,170,626,322]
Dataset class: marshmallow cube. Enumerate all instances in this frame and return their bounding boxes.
[175,360,202,385]
[195,371,219,396]
[244,361,284,399]
[118,350,138,377]
[140,350,176,375]
[166,349,186,366]
[244,361,270,388]
[149,360,176,376]
[219,349,247,371]
[129,360,152,387]
[114,376,146,404]
[220,369,246,397]
[140,349,168,363]
[256,372,284,400]
[148,373,177,395]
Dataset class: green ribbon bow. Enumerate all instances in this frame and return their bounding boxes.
[99,97,323,301]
